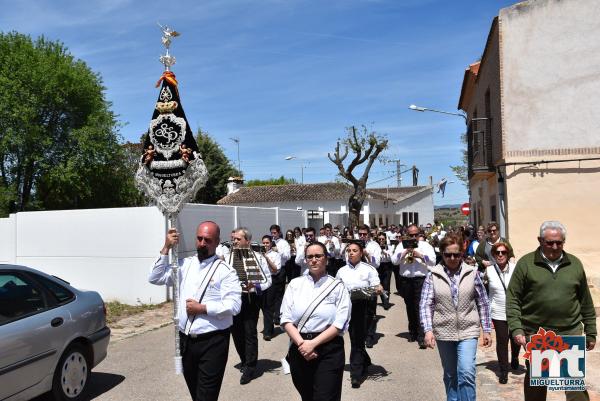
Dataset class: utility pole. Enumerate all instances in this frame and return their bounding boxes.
[229,137,241,174]
[388,159,405,187]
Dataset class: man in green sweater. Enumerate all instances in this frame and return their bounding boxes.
[507,220,596,401]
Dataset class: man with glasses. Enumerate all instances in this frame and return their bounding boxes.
[295,227,317,275]
[507,220,596,401]
[475,221,514,272]
[356,225,381,348]
[392,224,436,349]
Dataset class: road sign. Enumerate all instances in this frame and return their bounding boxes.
[461,203,470,216]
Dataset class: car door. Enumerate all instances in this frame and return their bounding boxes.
[0,271,66,399]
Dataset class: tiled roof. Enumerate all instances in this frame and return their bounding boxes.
[217,182,391,205]
[368,186,433,202]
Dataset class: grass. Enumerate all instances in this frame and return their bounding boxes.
[105,300,169,325]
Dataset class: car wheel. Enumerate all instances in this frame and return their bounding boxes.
[51,343,91,401]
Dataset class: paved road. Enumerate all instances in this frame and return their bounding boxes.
[37,293,600,401]
[89,293,448,401]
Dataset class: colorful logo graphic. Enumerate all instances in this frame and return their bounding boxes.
[523,328,586,391]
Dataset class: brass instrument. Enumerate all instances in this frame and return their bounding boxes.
[405,249,415,264]
[228,247,267,292]
[349,286,389,301]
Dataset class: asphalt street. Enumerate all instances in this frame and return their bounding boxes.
[89,293,447,401]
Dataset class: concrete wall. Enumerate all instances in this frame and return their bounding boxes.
[500,0,600,154]
[0,204,305,304]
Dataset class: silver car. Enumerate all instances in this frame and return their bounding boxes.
[0,264,110,401]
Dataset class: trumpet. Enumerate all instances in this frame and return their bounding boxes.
[405,249,415,264]
[349,285,389,301]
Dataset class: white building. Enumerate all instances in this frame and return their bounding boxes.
[217,181,434,229]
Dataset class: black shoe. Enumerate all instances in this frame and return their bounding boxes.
[365,338,374,348]
[351,377,361,388]
[263,334,272,341]
[499,371,508,384]
[511,359,520,370]
[383,303,391,310]
[418,342,427,349]
[408,333,418,343]
[240,367,255,385]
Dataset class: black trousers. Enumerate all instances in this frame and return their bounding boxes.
[289,335,345,401]
[262,270,286,336]
[399,276,425,341]
[349,299,372,379]
[180,329,230,401]
[285,258,301,283]
[392,264,402,294]
[231,292,260,367]
[377,261,393,306]
[492,319,520,372]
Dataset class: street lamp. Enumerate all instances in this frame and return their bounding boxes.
[408,104,467,124]
[284,156,306,184]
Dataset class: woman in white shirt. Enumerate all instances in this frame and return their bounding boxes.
[485,241,520,384]
[280,242,351,401]
[336,241,382,389]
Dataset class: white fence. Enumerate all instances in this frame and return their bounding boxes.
[0,204,306,304]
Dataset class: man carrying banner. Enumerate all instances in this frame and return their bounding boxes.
[149,221,241,401]
[507,220,596,401]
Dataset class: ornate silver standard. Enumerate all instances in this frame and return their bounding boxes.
[136,25,208,374]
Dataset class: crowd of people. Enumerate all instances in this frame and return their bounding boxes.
[149,218,596,401]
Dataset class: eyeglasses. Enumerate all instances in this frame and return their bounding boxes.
[306,254,325,260]
[487,229,498,233]
[407,233,419,238]
[543,240,564,246]
[443,252,462,259]
[358,232,369,237]
[495,250,508,255]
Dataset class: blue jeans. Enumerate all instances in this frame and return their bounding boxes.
[437,338,478,401]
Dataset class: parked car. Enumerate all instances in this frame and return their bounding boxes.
[0,264,110,401]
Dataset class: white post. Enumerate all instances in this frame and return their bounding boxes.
[234,206,238,228]
[275,207,280,225]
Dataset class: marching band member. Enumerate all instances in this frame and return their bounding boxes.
[261,235,284,341]
[281,242,351,401]
[229,227,272,385]
[357,225,381,347]
[336,241,382,389]
[295,227,317,275]
[148,221,241,401]
[270,224,291,264]
[392,224,436,349]
[376,232,394,310]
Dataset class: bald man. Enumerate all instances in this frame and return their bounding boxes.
[149,221,242,401]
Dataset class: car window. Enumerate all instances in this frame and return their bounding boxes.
[33,274,75,304]
[0,273,47,325]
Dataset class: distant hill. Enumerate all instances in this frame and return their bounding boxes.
[435,203,462,210]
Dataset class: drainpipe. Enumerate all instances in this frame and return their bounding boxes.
[497,168,507,239]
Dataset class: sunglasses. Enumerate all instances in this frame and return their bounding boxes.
[358,232,369,237]
[306,254,325,260]
[494,250,508,255]
[542,240,564,246]
[487,229,498,233]
[443,252,462,259]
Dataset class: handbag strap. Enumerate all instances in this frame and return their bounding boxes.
[297,277,343,332]
[493,263,507,292]
[184,259,222,334]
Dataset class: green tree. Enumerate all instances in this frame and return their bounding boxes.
[246,176,297,187]
[0,31,140,214]
[192,128,240,204]
[450,132,468,187]
[328,125,388,228]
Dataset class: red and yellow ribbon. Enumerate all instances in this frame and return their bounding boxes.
[155,71,178,88]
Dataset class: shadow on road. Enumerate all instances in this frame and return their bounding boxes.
[395,331,411,340]
[255,358,283,378]
[31,372,125,401]
[477,360,526,378]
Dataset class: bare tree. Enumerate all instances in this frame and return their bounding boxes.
[328,125,388,228]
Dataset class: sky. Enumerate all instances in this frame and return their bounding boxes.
[1,0,518,205]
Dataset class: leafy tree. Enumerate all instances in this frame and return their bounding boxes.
[0,31,140,215]
[450,132,468,187]
[328,125,388,228]
[192,128,241,204]
[246,176,297,187]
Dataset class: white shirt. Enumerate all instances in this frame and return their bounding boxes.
[380,245,394,263]
[280,274,351,334]
[227,249,272,293]
[148,254,242,335]
[295,244,310,275]
[274,237,291,264]
[365,239,382,268]
[265,249,282,274]
[336,261,380,291]
[486,261,516,320]
[215,243,230,260]
[391,240,436,277]
[318,235,341,259]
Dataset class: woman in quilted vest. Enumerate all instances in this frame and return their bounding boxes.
[419,233,493,401]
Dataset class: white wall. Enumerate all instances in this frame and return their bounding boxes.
[0,204,305,304]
